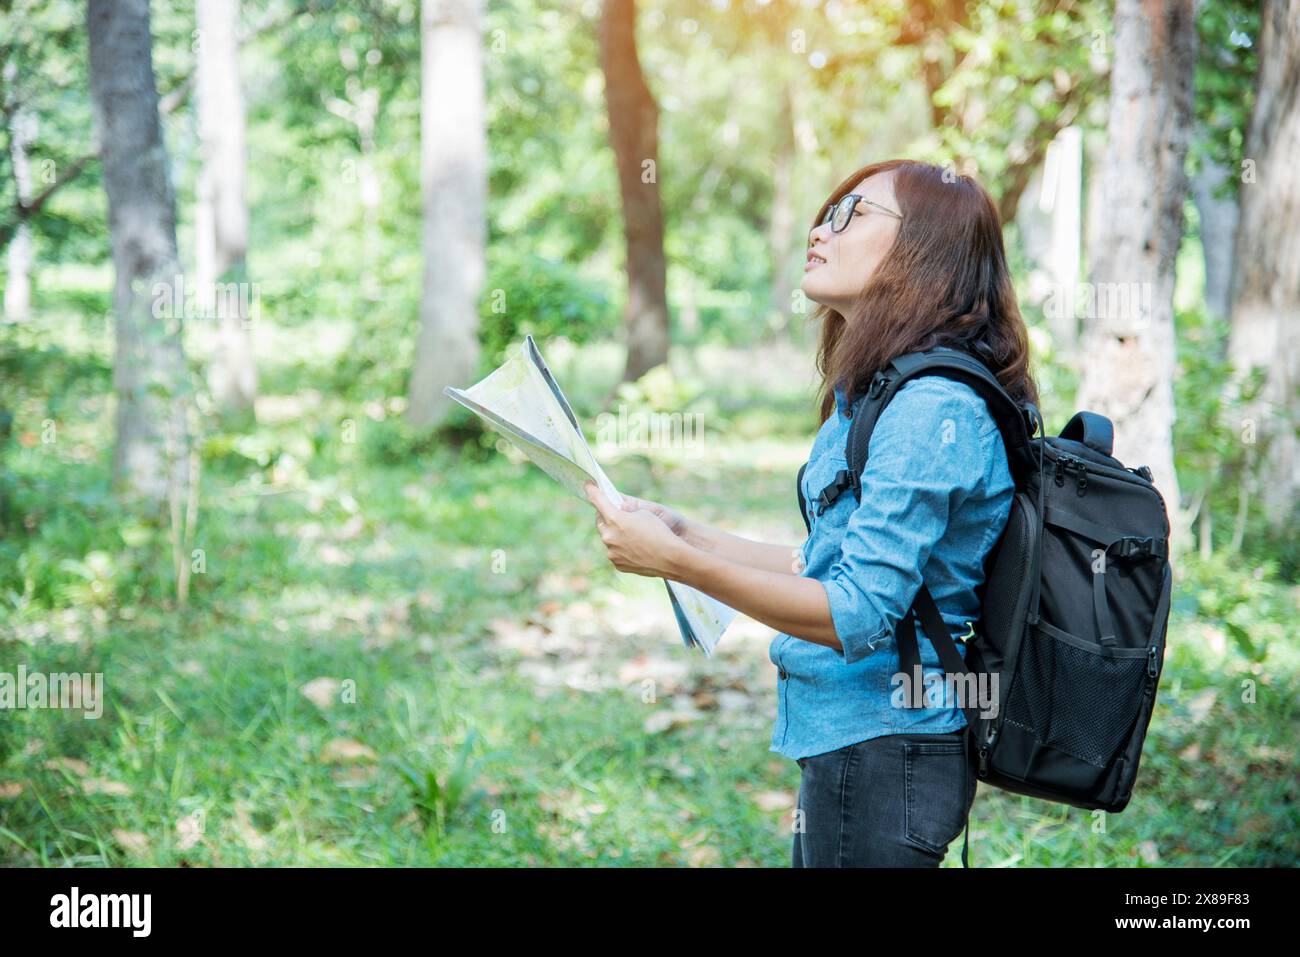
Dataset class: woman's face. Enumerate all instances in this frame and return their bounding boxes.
[802,170,902,315]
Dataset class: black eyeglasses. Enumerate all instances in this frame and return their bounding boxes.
[817,193,903,233]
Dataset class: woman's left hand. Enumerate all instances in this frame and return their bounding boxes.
[584,482,686,579]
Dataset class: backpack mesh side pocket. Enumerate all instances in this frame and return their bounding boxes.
[1004,622,1150,769]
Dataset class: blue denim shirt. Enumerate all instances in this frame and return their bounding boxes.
[769,375,1014,760]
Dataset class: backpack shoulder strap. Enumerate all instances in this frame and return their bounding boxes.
[830,347,1043,738]
[796,461,811,535]
[847,346,1038,483]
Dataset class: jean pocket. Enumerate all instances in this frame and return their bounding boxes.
[903,740,971,855]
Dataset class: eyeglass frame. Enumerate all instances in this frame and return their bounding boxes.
[815,193,903,236]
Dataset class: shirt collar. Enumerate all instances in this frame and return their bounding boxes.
[833,384,851,419]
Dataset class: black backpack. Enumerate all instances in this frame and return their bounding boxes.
[796,346,1173,866]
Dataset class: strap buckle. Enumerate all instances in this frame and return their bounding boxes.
[815,469,859,515]
[1116,536,1164,560]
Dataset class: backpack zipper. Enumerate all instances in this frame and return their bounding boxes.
[1054,452,1087,491]
[1051,450,1145,498]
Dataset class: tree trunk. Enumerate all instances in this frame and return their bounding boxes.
[1227,0,1300,530]
[87,0,192,506]
[766,80,797,338]
[323,63,382,299]
[3,61,35,322]
[407,0,487,429]
[1191,155,1238,326]
[1029,126,1084,361]
[196,0,257,423]
[1076,0,1196,554]
[4,103,34,321]
[599,0,669,383]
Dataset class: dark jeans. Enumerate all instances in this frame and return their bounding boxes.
[791,730,976,867]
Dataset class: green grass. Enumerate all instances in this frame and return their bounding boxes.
[0,325,1296,867]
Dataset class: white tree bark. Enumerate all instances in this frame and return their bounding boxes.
[87,0,192,506]
[1191,156,1238,325]
[196,0,257,421]
[4,59,35,322]
[1076,0,1196,554]
[1022,126,1084,360]
[324,65,382,300]
[407,0,487,428]
[1227,0,1300,530]
[1046,127,1083,358]
[767,80,796,336]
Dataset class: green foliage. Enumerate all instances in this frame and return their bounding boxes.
[478,248,617,367]
[1170,303,1297,575]
[0,0,1294,869]
[1177,555,1297,663]
[612,363,700,414]
[1192,0,1260,193]
[1172,306,1259,497]
[0,325,1295,866]
[0,0,101,261]
[359,413,444,464]
[922,0,1110,208]
[392,730,484,846]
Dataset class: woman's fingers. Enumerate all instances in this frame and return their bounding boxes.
[583,482,620,525]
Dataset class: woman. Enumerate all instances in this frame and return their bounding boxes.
[584,158,1039,866]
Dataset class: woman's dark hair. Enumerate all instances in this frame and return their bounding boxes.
[811,158,1039,422]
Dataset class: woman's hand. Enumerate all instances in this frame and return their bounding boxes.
[594,486,805,577]
[619,494,689,537]
[585,483,841,650]
[585,482,687,579]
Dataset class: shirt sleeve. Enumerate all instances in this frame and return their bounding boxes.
[822,377,996,665]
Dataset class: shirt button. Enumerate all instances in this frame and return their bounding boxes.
[778,667,788,680]
[844,406,853,419]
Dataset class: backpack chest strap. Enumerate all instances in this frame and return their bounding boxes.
[815,468,860,515]
[811,376,892,515]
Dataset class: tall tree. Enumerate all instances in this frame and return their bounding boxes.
[195,0,257,423]
[1075,0,1197,552]
[1191,155,1239,324]
[600,0,669,382]
[87,0,191,504]
[1227,0,1300,528]
[1190,0,1258,328]
[407,0,487,429]
[888,0,1104,225]
[3,61,35,321]
[766,79,797,336]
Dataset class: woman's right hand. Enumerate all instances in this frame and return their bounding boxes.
[620,497,802,575]
[620,494,690,538]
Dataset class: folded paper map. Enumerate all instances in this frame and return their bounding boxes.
[445,336,738,655]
